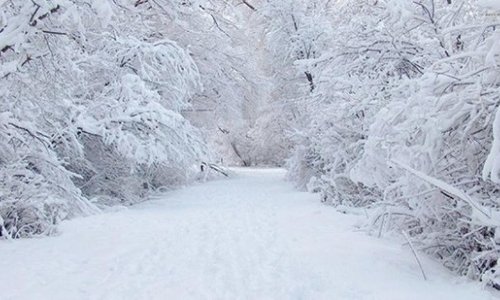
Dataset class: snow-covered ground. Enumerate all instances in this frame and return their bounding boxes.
[0,168,496,300]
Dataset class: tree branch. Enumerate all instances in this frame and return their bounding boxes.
[242,1,256,11]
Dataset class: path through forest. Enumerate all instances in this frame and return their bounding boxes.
[0,168,495,299]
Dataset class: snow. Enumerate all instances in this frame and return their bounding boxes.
[91,0,114,28]
[478,0,500,10]
[0,168,495,300]
[483,85,500,184]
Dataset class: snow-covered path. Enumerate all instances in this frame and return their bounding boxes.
[0,168,495,300]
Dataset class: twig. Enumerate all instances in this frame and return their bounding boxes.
[242,1,256,11]
[402,230,428,281]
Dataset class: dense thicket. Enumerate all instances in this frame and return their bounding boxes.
[256,0,500,288]
[0,0,254,238]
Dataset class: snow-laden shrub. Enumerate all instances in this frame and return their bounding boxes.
[0,0,211,237]
[283,0,500,287]
[286,0,430,206]
[0,113,97,238]
[353,25,500,286]
[67,37,207,205]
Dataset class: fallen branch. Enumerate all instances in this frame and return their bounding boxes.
[202,162,229,177]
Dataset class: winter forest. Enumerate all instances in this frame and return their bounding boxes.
[1,0,500,297]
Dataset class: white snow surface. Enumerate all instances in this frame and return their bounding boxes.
[478,0,500,10]
[0,168,496,300]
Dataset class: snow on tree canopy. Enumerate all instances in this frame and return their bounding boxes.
[0,0,211,237]
[1,0,500,292]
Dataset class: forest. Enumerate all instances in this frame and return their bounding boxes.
[1,0,500,292]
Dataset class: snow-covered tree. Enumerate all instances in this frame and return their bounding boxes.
[0,0,218,237]
[276,0,500,287]
[352,0,500,286]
